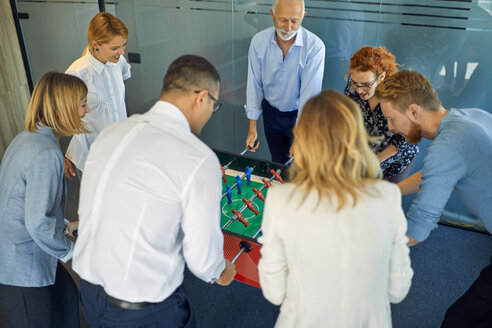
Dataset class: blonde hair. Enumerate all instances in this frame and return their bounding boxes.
[290,90,382,211]
[84,12,128,56]
[24,72,89,137]
[375,70,442,112]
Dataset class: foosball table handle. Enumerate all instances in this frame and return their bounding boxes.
[231,240,252,264]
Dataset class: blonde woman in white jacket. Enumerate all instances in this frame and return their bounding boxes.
[258,90,413,328]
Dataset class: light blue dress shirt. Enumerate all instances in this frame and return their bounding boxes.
[0,127,73,287]
[407,108,492,241]
[245,26,325,120]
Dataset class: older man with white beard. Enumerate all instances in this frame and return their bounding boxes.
[244,0,325,163]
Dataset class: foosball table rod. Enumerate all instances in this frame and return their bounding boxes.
[221,166,255,200]
[221,172,278,230]
[230,225,263,264]
[231,240,252,264]
[222,200,253,230]
[222,141,259,171]
[251,226,262,239]
[222,147,248,171]
[222,179,265,229]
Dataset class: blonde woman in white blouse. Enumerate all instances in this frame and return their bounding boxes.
[258,90,413,328]
[65,12,131,175]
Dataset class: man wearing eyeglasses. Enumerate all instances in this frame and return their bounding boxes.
[245,0,325,163]
[72,55,235,327]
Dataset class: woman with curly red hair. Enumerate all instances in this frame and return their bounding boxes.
[345,46,418,182]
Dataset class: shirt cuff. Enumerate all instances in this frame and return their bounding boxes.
[244,105,262,120]
[123,64,131,80]
[406,217,432,242]
[406,202,441,242]
[59,241,75,263]
[210,259,226,284]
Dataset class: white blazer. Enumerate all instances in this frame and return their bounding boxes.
[258,181,413,328]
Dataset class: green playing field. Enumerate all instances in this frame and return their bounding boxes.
[220,173,267,239]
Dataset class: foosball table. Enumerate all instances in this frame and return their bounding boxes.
[214,148,291,288]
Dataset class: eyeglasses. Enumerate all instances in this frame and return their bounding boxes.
[349,73,381,91]
[194,90,222,113]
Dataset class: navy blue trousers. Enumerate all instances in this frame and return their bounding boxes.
[262,99,298,164]
[441,253,492,327]
[80,280,196,328]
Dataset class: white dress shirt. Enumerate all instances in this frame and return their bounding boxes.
[65,51,131,171]
[72,101,226,303]
[258,181,413,328]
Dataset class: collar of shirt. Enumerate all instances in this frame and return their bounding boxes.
[148,100,191,133]
[35,126,57,142]
[85,51,112,74]
[269,26,305,50]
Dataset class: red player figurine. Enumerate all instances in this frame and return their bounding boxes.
[252,188,265,202]
[242,198,259,215]
[221,167,227,183]
[270,169,285,183]
[231,209,249,227]
[261,178,272,188]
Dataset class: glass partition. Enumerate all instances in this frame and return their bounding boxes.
[16,0,116,84]
[16,0,492,218]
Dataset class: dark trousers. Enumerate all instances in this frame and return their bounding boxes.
[262,99,298,164]
[0,262,79,328]
[441,254,492,327]
[80,280,196,328]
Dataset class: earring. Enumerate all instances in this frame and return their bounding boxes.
[95,48,99,52]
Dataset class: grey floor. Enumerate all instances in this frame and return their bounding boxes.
[182,224,492,328]
[1,151,491,327]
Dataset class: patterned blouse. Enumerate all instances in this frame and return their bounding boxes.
[344,83,419,179]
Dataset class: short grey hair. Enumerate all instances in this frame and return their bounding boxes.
[272,0,305,15]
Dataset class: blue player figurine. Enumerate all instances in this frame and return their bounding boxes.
[245,166,252,185]
[226,185,232,205]
[236,175,242,195]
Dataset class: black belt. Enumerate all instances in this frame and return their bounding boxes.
[86,281,157,310]
[261,99,298,116]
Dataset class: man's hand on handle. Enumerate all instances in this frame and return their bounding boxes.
[246,120,260,152]
[215,259,236,286]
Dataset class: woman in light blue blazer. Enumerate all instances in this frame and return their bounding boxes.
[0,72,89,327]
